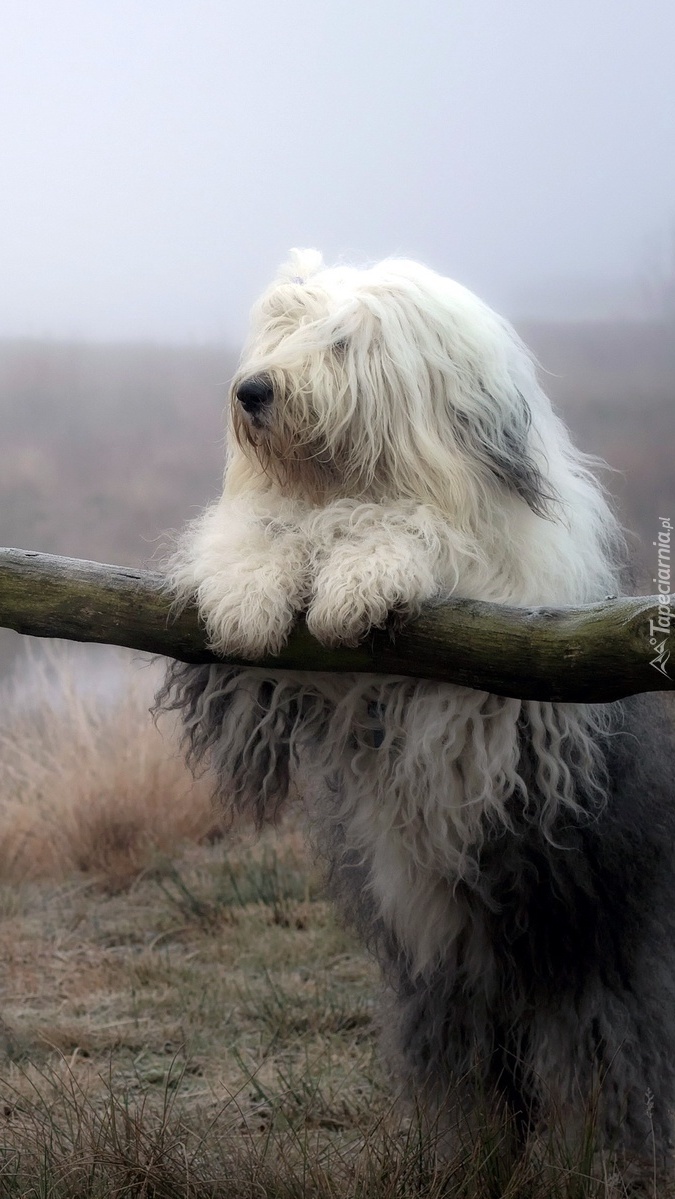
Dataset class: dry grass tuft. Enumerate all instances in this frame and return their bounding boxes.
[0,644,220,888]
[0,1060,646,1199]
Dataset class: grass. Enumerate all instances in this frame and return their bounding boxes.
[0,644,220,888]
[0,647,670,1196]
[0,837,655,1198]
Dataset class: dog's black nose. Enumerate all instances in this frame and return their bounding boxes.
[236,377,274,415]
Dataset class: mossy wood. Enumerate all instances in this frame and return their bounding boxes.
[0,546,671,703]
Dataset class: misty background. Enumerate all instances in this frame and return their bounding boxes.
[2,0,675,337]
[1,0,674,669]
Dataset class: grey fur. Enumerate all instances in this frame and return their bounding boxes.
[373,693,675,1153]
[159,662,675,1162]
[454,391,556,518]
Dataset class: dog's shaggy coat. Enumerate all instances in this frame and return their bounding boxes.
[161,251,675,1159]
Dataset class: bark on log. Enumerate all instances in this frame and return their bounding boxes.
[0,546,672,704]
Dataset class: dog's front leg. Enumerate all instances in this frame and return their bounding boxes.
[168,499,310,659]
[307,512,441,647]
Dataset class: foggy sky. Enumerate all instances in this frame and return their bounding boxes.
[1,0,674,340]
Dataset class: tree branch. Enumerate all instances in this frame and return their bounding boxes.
[0,546,672,704]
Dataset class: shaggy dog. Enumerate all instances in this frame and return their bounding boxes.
[161,250,675,1162]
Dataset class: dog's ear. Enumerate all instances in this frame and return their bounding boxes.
[278,248,324,284]
[456,390,557,519]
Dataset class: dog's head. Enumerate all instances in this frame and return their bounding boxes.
[229,249,555,516]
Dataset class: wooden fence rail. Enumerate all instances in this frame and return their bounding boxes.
[0,546,672,704]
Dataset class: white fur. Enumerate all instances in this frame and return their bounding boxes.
[169,250,623,977]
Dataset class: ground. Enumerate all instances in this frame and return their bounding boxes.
[0,826,666,1197]
[0,828,398,1196]
[0,646,670,1197]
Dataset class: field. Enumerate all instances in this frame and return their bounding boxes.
[0,325,673,1194]
[0,650,669,1198]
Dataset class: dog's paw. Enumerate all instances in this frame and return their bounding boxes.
[306,544,439,647]
[306,576,418,648]
[198,576,298,660]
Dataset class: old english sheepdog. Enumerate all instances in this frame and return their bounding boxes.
[161,250,675,1159]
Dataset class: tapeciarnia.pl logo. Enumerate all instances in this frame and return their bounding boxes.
[649,516,672,679]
